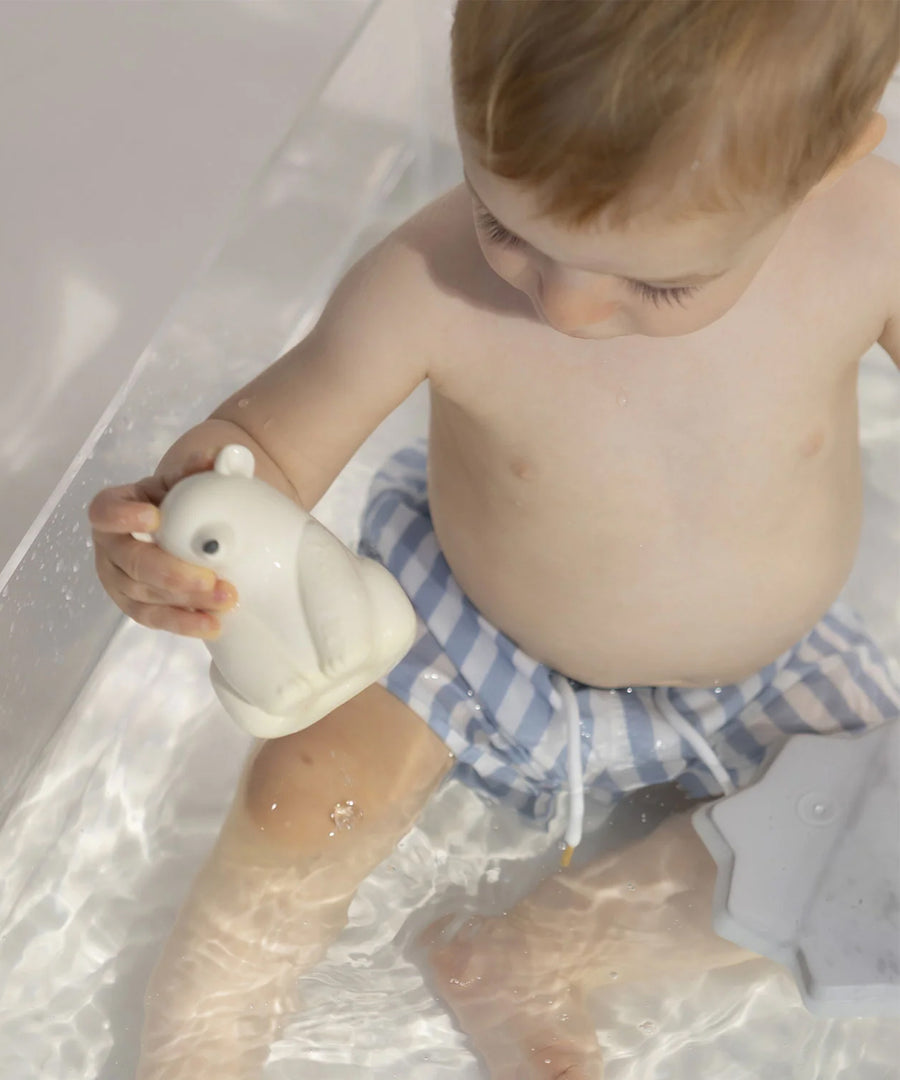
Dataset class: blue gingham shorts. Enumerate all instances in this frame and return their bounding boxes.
[359,442,900,826]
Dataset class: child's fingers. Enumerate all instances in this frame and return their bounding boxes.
[97,533,236,604]
[88,452,217,534]
[123,594,223,640]
[88,482,161,535]
[94,553,236,640]
[100,550,235,609]
[88,453,229,641]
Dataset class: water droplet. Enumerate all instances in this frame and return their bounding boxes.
[625,686,633,694]
[625,881,636,892]
[330,800,363,831]
[237,397,251,408]
[714,687,723,694]
[609,969,619,980]
[616,391,628,407]
[638,1019,658,1034]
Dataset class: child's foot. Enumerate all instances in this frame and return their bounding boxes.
[423,914,604,1079]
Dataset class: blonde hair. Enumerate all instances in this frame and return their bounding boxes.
[452,0,900,224]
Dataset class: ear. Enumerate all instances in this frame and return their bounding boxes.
[805,113,887,199]
[214,444,256,479]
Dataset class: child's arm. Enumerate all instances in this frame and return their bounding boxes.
[89,233,434,639]
[881,314,900,367]
[877,161,900,369]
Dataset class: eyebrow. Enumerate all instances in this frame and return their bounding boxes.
[463,171,727,287]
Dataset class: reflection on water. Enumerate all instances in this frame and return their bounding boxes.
[0,616,897,1079]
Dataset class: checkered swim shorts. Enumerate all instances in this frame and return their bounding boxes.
[359,442,900,826]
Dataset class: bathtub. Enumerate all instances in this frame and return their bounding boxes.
[1,6,898,1077]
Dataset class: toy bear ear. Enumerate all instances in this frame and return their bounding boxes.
[214,444,256,479]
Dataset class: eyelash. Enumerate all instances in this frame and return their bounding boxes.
[627,281,701,308]
[476,206,523,248]
[474,206,701,308]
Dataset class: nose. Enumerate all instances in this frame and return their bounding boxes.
[533,263,619,333]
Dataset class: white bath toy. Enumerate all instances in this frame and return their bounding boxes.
[134,444,416,738]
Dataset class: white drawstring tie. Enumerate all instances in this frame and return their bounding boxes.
[551,672,585,867]
[654,689,736,797]
[552,675,735,868]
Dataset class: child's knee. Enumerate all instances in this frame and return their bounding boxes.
[240,685,450,854]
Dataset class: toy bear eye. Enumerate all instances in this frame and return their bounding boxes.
[191,523,234,562]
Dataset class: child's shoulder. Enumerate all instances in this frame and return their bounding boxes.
[314,187,478,352]
[349,184,526,354]
[845,152,900,211]
[390,183,501,299]
[804,154,900,318]
[855,153,900,283]
[389,183,532,325]
[345,185,494,323]
[823,153,900,250]
[839,155,900,357]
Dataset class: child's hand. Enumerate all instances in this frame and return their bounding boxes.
[88,455,238,639]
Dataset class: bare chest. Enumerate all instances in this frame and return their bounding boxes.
[430,290,864,523]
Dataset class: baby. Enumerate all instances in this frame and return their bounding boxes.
[90,2,900,1077]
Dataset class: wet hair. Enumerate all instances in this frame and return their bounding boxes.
[451,0,900,224]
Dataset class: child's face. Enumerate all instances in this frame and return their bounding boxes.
[461,141,793,340]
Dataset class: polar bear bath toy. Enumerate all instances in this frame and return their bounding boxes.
[134,444,417,738]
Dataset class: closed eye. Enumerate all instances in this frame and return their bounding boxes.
[475,204,703,307]
[475,206,523,248]
[626,280,701,308]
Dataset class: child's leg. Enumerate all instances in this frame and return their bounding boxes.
[426,807,756,1080]
[137,683,452,1080]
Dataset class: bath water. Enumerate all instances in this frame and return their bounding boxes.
[1,353,899,1078]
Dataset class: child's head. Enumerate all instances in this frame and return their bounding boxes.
[452,0,900,339]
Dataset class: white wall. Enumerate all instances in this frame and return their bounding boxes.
[0,0,372,567]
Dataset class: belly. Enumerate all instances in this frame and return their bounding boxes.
[427,400,863,689]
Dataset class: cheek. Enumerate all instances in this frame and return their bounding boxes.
[476,239,532,286]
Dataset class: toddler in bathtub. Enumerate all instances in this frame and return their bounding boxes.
[90,2,900,1077]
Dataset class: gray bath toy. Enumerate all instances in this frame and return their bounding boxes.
[693,721,900,1018]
